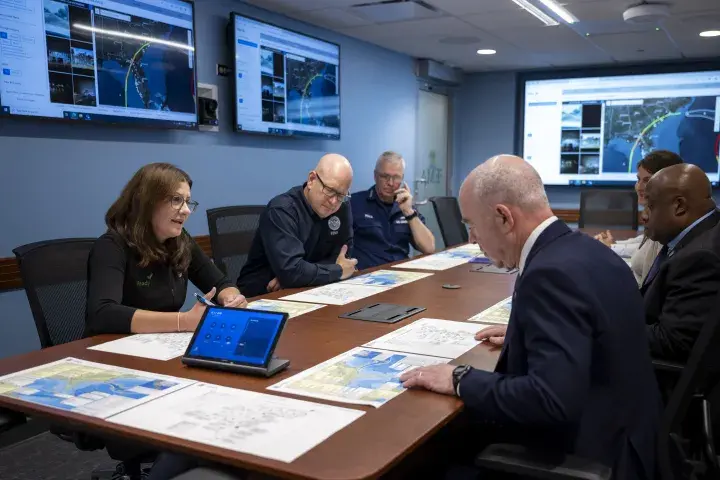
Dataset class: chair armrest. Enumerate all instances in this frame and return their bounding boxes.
[170,467,243,480]
[652,359,684,373]
[476,444,612,480]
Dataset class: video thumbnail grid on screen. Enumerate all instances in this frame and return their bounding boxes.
[257,46,339,130]
[42,0,195,114]
[558,96,718,177]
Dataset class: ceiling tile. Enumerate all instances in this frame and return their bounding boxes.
[291,8,373,28]
[244,0,361,13]
[424,0,519,16]
[492,25,598,54]
[463,10,557,30]
[340,16,481,40]
[588,31,683,62]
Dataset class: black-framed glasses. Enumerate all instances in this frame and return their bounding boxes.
[315,172,351,203]
[168,194,199,213]
[374,170,404,184]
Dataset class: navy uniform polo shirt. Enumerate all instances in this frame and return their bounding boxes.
[236,184,353,298]
[350,185,426,270]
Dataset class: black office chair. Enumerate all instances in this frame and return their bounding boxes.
[578,189,639,230]
[13,238,96,348]
[429,196,468,247]
[206,206,265,283]
[475,296,720,480]
[13,238,152,480]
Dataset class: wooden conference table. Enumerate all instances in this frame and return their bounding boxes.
[0,232,635,479]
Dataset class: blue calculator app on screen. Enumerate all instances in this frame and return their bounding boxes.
[189,308,284,365]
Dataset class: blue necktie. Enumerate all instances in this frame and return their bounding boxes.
[643,245,669,287]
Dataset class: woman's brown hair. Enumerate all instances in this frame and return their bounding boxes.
[106,163,193,274]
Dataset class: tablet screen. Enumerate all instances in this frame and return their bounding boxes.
[186,307,286,367]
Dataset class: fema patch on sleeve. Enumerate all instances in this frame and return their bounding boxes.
[328,216,341,233]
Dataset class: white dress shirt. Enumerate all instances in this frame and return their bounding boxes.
[518,216,559,275]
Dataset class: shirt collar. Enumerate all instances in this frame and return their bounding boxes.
[368,185,401,215]
[667,209,716,252]
[519,216,559,275]
[297,183,319,220]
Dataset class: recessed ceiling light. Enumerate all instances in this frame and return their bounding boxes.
[699,30,720,37]
[476,49,497,55]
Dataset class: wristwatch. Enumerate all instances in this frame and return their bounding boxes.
[452,364,472,396]
[404,210,419,221]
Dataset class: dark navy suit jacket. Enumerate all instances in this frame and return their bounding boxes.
[458,221,661,480]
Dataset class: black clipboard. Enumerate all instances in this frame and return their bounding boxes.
[339,303,426,324]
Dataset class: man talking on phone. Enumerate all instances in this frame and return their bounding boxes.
[350,151,435,270]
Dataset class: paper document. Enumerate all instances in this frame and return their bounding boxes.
[363,318,492,359]
[343,269,433,287]
[267,347,447,408]
[392,253,472,271]
[447,244,483,256]
[88,332,193,361]
[247,299,325,318]
[108,382,364,463]
[468,296,513,325]
[0,357,194,419]
[280,283,389,305]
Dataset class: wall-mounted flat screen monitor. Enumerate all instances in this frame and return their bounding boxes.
[231,13,340,139]
[520,69,720,186]
[0,0,198,129]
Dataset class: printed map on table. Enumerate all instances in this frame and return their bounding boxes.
[0,357,194,418]
[343,270,433,287]
[246,299,325,318]
[267,347,447,408]
[280,283,389,305]
[468,296,513,325]
[393,244,485,271]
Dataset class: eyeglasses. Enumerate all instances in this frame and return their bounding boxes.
[315,172,351,203]
[375,170,404,184]
[168,194,199,213]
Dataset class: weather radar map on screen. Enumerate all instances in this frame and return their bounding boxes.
[522,70,720,186]
[232,13,340,139]
[0,0,197,129]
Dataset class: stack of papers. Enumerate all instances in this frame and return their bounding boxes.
[363,318,490,359]
[246,299,325,318]
[108,382,365,463]
[0,358,194,418]
[280,283,389,305]
[88,333,193,361]
[268,347,447,408]
[468,296,512,325]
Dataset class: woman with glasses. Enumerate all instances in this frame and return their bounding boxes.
[85,163,247,336]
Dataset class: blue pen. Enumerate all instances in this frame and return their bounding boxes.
[194,292,216,307]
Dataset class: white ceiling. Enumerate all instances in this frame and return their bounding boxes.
[244,0,720,72]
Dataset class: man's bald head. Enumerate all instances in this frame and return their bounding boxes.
[460,154,550,211]
[305,154,354,218]
[316,153,353,181]
[458,155,553,269]
[642,163,716,245]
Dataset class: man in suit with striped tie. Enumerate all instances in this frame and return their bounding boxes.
[641,163,720,363]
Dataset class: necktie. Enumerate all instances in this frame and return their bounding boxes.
[643,245,669,287]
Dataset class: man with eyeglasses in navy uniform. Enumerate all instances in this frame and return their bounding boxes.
[350,151,436,270]
[236,154,357,298]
